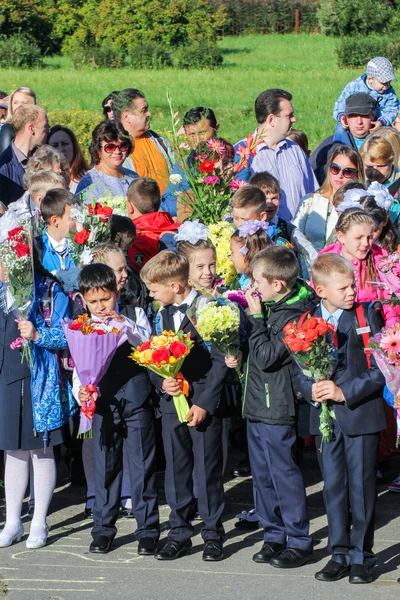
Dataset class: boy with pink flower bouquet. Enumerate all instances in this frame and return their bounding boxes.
[72,263,159,556]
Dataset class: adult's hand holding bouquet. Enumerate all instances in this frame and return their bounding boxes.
[62,314,125,435]
[130,331,193,422]
[283,313,339,447]
[0,221,35,365]
[368,323,400,446]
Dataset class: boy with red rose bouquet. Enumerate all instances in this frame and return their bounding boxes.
[292,253,386,585]
[239,246,318,569]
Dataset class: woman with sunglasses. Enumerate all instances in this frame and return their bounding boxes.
[76,121,137,204]
[293,145,364,253]
[102,92,119,122]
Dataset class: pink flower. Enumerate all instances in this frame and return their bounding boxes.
[204,176,220,185]
[179,141,190,150]
[195,154,209,161]
[207,138,226,155]
[380,330,400,354]
[230,179,247,191]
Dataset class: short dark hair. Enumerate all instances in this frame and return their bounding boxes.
[113,88,146,122]
[110,215,136,253]
[251,246,299,289]
[78,263,118,297]
[127,177,160,213]
[255,89,292,125]
[248,172,281,196]
[40,189,79,224]
[89,121,132,165]
[0,91,7,99]
[183,107,217,128]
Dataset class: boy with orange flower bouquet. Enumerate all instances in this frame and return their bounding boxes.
[74,263,160,556]
[293,253,386,584]
[140,250,229,562]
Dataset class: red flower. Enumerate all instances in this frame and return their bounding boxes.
[301,317,319,331]
[74,229,90,244]
[287,337,304,352]
[97,206,113,218]
[13,243,30,258]
[304,329,319,343]
[170,341,188,358]
[69,322,83,330]
[95,329,106,335]
[283,322,297,336]
[302,343,312,352]
[283,334,295,346]
[7,226,24,242]
[152,347,170,364]
[199,159,216,174]
[88,203,101,215]
[315,321,329,335]
[139,340,151,351]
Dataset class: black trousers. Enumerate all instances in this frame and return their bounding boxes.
[92,400,159,541]
[162,412,225,543]
[317,419,379,567]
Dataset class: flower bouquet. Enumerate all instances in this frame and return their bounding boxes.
[130,331,193,422]
[207,222,236,286]
[98,196,128,216]
[0,222,35,365]
[368,323,400,446]
[187,296,242,380]
[69,201,113,265]
[62,314,125,436]
[377,251,400,304]
[283,314,338,447]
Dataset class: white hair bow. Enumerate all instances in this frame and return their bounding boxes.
[366,182,394,211]
[175,219,210,244]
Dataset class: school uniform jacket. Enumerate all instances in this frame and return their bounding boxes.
[292,303,386,436]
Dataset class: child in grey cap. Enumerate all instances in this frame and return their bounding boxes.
[333,57,399,129]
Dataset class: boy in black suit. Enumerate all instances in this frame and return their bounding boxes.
[293,253,386,584]
[140,250,228,562]
[76,264,159,556]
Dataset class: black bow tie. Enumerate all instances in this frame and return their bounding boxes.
[168,304,188,317]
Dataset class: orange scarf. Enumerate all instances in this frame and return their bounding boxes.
[131,134,169,195]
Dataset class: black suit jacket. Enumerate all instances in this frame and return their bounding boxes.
[150,300,229,415]
[293,303,386,436]
[0,309,30,385]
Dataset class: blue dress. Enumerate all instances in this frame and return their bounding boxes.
[76,166,137,203]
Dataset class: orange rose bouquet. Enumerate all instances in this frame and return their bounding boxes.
[130,330,193,422]
[283,313,338,446]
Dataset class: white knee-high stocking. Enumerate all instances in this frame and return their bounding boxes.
[30,448,56,537]
[2,450,30,537]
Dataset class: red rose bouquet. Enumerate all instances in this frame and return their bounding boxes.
[0,222,35,365]
[69,201,114,265]
[130,330,193,422]
[283,314,338,446]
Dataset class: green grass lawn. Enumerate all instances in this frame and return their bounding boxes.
[1,34,395,152]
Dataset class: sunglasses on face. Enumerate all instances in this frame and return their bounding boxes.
[103,106,113,113]
[102,142,129,154]
[329,162,357,179]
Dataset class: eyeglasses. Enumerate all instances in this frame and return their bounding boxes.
[329,163,357,179]
[101,142,129,154]
[103,106,113,113]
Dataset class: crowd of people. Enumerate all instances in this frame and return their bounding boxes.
[0,55,400,585]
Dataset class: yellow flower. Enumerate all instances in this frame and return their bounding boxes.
[151,335,169,348]
[139,349,154,364]
[169,356,177,365]
[208,222,237,285]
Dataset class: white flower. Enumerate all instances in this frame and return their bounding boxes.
[170,174,183,185]
[80,247,93,265]
[175,219,210,244]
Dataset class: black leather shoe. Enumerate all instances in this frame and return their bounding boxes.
[84,496,95,519]
[315,559,350,582]
[252,542,285,563]
[154,539,192,560]
[232,459,251,478]
[202,540,223,561]
[89,536,113,554]
[234,519,260,531]
[349,564,373,584]
[270,547,314,569]
[138,537,158,556]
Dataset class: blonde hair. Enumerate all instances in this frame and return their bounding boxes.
[230,185,267,213]
[23,145,70,189]
[28,170,66,198]
[363,127,400,165]
[335,209,375,289]
[311,253,354,287]
[360,135,395,165]
[177,238,216,262]
[231,228,273,268]
[140,250,189,286]
[91,244,124,265]
[10,104,42,133]
[7,86,37,120]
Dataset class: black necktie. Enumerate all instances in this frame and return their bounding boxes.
[168,304,188,317]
